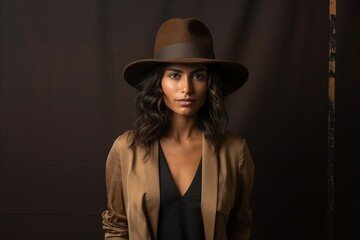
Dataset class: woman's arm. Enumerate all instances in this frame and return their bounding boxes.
[227,139,255,240]
[102,138,129,239]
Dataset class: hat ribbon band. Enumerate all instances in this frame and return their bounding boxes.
[155,43,215,59]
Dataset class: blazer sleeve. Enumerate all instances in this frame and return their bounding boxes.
[227,139,255,240]
[102,137,129,239]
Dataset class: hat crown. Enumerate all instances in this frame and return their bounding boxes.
[123,18,248,95]
[154,18,215,59]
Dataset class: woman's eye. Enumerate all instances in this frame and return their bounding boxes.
[169,73,180,79]
[193,73,207,80]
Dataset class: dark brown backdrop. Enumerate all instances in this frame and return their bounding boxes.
[0,0,359,239]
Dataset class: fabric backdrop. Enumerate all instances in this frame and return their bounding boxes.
[0,0,358,239]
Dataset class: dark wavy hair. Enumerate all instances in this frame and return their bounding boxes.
[129,63,228,156]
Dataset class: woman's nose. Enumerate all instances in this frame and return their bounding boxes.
[180,76,193,93]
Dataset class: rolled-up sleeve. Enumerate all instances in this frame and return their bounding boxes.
[102,138,129,239]
[227,139,255,240]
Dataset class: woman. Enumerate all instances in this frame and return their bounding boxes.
[102,18,254,240]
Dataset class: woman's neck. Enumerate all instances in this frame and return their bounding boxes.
[164,114,202,142]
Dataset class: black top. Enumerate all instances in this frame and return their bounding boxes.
[157,143,205,240]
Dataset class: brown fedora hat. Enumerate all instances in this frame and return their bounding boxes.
[123,18,248,95]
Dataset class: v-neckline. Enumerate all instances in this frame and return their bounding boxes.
[159,143,202,198]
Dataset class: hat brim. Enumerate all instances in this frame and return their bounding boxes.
[123,58,248,95]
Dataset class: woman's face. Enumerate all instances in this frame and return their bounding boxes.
[161,63,208,118]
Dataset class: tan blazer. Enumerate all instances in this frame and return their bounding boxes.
[102,131,254,240]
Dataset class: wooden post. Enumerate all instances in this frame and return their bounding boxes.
[328,0,335,239]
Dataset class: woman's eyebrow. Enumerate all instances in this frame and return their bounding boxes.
[191,68,208,74]
[165,68,183,73]
[164,68,208,73]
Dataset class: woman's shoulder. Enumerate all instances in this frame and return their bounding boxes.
[220,132,253,166]
[111,130,133,150]
[222,131,247,146]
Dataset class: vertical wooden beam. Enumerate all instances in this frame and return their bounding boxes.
[328,0,335,239]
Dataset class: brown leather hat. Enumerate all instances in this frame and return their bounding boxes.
[123,18,248,95]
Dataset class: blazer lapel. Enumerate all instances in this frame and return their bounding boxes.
[144,140,160,239]
[201,134,219,240]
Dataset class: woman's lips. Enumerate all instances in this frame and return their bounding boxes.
[176,99,195,106]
